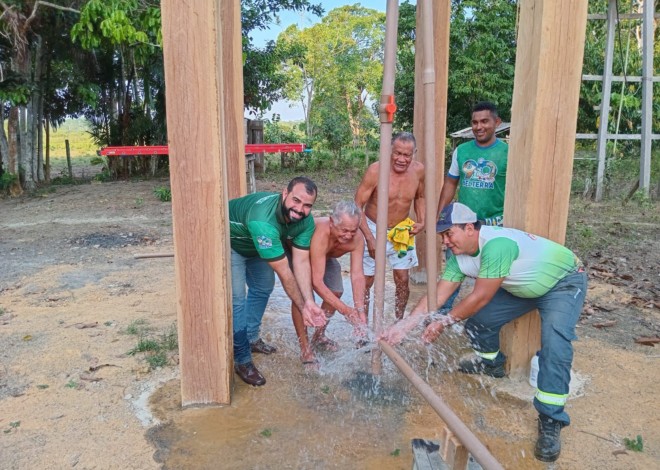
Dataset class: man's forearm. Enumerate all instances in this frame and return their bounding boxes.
[414,196,426,226]
[279,270,307,312]
[313,278,350,315]
[351,275,366,311]
[293,257,315,303]
[445,292,487,324]
[437,178,458,218]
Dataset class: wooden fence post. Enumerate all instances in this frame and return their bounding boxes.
[65,139,72,179]
[501,0,589,377]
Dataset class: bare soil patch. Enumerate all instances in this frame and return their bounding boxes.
[0,175,659,469]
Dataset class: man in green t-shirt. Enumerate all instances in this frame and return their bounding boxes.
[436,101,508,313]
[380,203,587,464]
[229,177,326,386]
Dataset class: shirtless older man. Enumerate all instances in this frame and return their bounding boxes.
[291,200,368,368]
[355,131,426,320]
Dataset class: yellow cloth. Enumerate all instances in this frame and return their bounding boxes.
[387,218,415,258]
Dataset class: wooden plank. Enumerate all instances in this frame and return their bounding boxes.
[161,0,234,405]
[410,0,451,285]
[501,0,589,378]
[221,0,247,200]
[411,439,448,470]
[639,0,655,196]
[595,0,617,202]
[446,436,470,470]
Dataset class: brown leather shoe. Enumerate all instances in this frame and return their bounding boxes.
[250,338,278,355]
[234,362,266,386]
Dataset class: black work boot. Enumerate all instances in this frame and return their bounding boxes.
[534,414,564,462]
[458,358,505,378]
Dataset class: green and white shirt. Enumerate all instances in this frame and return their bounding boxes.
[442,227,581,298]
[448,139,508,226]
[229,192,315,261]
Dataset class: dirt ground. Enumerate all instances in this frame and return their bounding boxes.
[1,172,659,469]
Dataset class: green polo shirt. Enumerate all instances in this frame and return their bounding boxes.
[228,192,315,261]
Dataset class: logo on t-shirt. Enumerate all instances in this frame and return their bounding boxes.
[257,236,273,249]
[462,158,498,189]
[524,232,537,241]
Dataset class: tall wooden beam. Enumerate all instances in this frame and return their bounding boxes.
[501,0,589,378]
[410,0,451,285]
[161,0,235,405]
[221,0,247,200]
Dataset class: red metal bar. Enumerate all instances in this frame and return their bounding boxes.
[99,143,306,156]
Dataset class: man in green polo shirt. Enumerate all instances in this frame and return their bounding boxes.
[229,176,326,386]
[380,203,587,463]
[436,101,508,313]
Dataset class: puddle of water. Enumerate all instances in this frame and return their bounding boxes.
[146,255,545,470]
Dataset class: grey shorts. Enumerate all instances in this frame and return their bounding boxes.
[323,257,344,294]
[285,246,343,294]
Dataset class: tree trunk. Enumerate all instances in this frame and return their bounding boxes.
[8,106,23,196]
[344,91,361,150]
[33,35,44,183]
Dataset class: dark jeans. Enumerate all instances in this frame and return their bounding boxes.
[464,272,587,425]
[231,249,275,365]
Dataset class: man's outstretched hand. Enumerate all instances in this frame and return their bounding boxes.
[377,322,408,346]
[421,320,446,344]
[302,301,327,328]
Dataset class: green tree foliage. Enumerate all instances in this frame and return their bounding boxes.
[394,1,416,132]
[278,5,384,149]
[446,0,517,131]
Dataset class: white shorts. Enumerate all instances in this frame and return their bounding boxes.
[363,217,418,276]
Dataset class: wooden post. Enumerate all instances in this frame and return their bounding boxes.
[221,0,247,200]
[501,0,589,378]
[161,0,235,405]
[594,0,616,202]
[640,0,655,196]
[65,139,72,179]
[410,0,451,285]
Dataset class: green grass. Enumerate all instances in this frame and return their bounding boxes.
[161,323,178,351]
[36,385,49,390]
[146,350,168,369]
[64,380,79,389]
[153,186,172,202]
[126,319,147,335]
[127,336,161,355]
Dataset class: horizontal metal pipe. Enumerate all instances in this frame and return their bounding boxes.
[133,252,175,259]
[378,340,504,470]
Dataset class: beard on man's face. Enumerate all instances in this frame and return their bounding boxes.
[282,201,307,223]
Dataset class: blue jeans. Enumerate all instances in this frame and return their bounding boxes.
[231,249,275,365]
[464,272,587,425]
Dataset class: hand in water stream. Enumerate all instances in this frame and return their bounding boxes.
[421,319,446,344]
[377,322,409,345]
[302,301,327,328]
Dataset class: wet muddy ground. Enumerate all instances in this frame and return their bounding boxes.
[1,175,659,469]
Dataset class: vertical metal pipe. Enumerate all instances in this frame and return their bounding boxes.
[379,341,505,470]
[595,0,616,202]
[419,0,437,313]
[372,0,400,375]
[640,0,654,196]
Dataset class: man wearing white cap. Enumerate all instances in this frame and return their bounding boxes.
[379,202,587,463]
